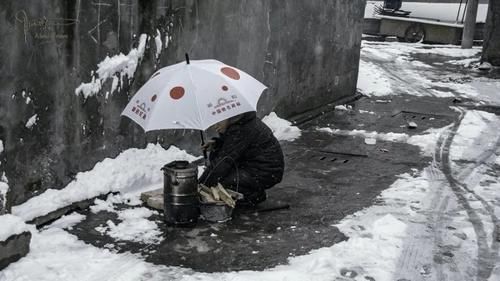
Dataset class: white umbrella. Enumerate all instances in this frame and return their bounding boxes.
[121,55,267,132]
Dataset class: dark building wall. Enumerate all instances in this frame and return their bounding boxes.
[482,0,500,65]
[0,0,365,210]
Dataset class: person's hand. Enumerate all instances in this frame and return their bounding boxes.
[201,140,216,152]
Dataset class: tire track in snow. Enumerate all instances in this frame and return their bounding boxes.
[438,110,500,281]
[394,126,465,281]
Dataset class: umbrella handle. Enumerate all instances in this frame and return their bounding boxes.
[200,131,208,163]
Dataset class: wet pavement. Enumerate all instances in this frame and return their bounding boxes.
[66,40,500,274]
[68,93,462,272]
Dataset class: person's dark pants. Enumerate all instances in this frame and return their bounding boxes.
[219,168,267,206]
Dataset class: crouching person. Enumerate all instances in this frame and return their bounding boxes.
[199,112,284,207]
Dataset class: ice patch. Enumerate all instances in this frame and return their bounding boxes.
[25,114,38,129]
[75,34,148,98]
[357,60,392,96]
[262,112,302,141]
[12,144,198,222]
[0,214,31,241]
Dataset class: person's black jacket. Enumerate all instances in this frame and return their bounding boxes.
[199,112,284,189]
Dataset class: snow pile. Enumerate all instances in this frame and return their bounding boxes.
[0,214,31,241]
[25,114,38,129]
[357,60,392,97]
[75,34,148,98]
[1,213,191,281]
[0,140,3,154]
[262,112,302,141]
[96,207,163,245]
[12,144,198,222]
[450,110,500,161]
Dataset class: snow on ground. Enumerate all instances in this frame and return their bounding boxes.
[11,144,198,222]
[407,126,451,157]
[365,1,488,23]
[0,213,192,281]
[25,114,37,129]
[0,214,31,241]
[357,60,393,97]
[2,112,499,280]
[95,207,163,245]
[92,194,164,245]
[0,171,431,281]
[449,110,500,162]
[357,41,487,101]
[75,34,148,98]
[262,112,302,141]
[318,126,447,157]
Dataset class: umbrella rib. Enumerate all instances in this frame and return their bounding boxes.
[186,65,205,130]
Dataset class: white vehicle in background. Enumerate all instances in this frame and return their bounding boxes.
[365,0,489,44]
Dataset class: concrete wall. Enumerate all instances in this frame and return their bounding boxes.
[482,0,500,65]
[0,0,365,210]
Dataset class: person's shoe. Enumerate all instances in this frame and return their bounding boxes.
[236,190,267,208]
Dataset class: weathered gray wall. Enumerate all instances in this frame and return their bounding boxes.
[0,0,365,210]
[482,0,500,65]
[167,1,365,116]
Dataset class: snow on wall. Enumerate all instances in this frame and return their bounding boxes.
[154,29,162,59]
[0,140,7,214]
[365,1,489,23]
[25,114,38,129]
[11,144,198,222]
[75,34,148,99]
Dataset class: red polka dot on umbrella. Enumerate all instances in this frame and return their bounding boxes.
[170,86,185,100]
[221,67,240,80]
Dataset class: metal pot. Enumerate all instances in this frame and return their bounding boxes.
[161,160,199,226]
